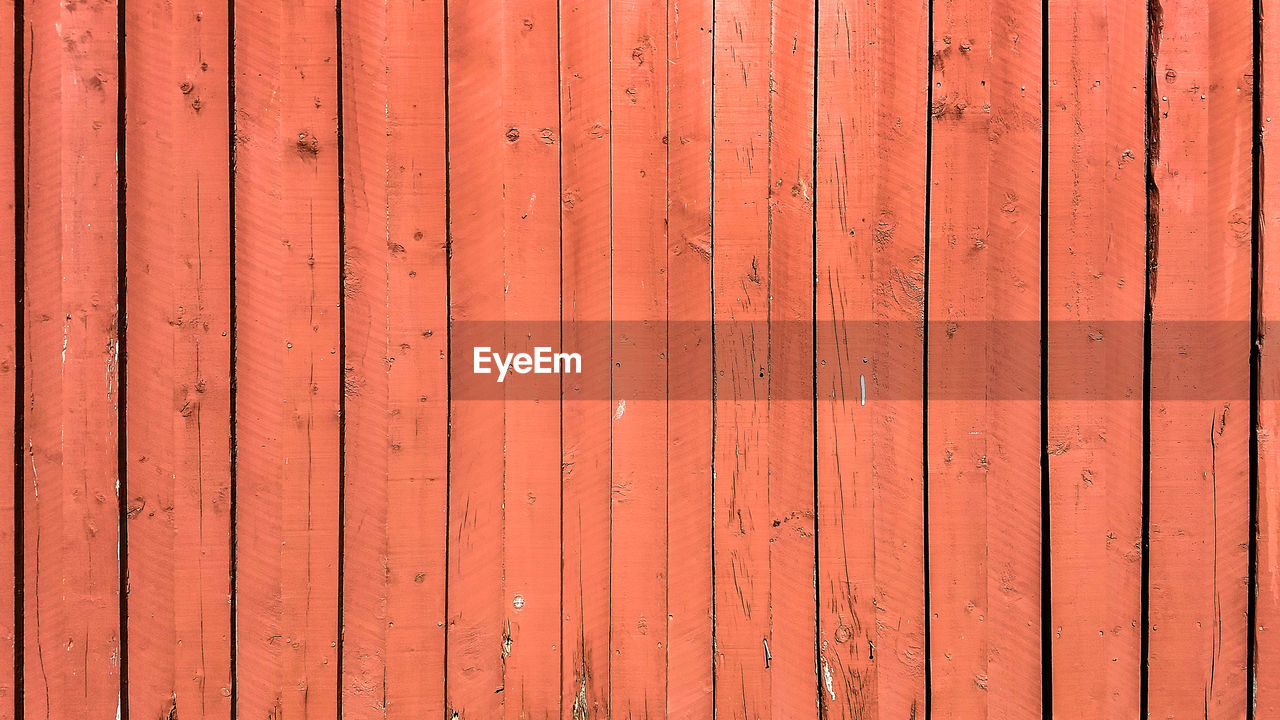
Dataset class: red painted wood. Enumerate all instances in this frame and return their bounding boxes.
[1045,1,1145,717]
[558,1,610,717]
[1145,1,1252,716]
[444,0,506,712]
[815,0,929,716]
[5,7,1278,717]
[339,0,448,716]
[446,0,562,715]
[124,0,233,715]
[765,1,818,716]
[1258,0,1280,710]
[558,0,611,716]
[713,0,817,714]
[609,0,669,713]
[22,0,121,715]
[0,0,14,715]
[493,0,562,714]
[926,0,1043,716]
[665,0,715,714]
[233,0,342,715]
[712,0,776,712]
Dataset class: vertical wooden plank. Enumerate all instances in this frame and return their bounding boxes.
[340,0,448,716]
[815,0,929,716]
[926,0,1043,716]
[443,0,504,711]
[496,0,561,715]
[233,0,342,714]
[713,0,817,714]
[0,0,14,715]
[766,0,817,715]
[609,0,669,713]
[1044,0,1145,717]
[666,0,715,713]
[712,0,773,712]
[124,0,233,714]
[1258,0,1280,711]
[1145,0,1252,716]
[559,0,610,715]
[22,0,120,714]
[446,0,562,715]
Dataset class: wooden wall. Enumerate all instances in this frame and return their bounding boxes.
[0,0,1276,717]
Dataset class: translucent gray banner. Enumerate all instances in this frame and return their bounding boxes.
[439,321,1260,401]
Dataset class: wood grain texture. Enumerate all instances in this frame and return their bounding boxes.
[558,0,611,716]
[1145,1,1252,716]
[5,6,1278,718]
[609,0,669,713]
[445,0,562,715]
[712,0,817,714]
[493,0,562,714]
[765,0,817,716]
[22,0,121,716]
[124,0,233,715]
[1044,0,1145,717]
[712,0,777,713]
[0,0,14,715]
[444,0,506,712]
[1259,0,1280,711]
[926,0,1043,717]
[665,0,714,714]
[339,0,448,717]
[815,0,929,717]
[232,0,342,715]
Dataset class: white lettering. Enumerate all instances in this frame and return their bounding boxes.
[555,351,582,374]
[494,352,514,382]
[473,346,582,382]
[534,346,552,373]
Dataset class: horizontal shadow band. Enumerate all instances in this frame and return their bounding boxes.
[433,320,1259,401]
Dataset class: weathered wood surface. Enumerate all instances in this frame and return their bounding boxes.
[1045,0,1145,716]
[0,0,1275,717]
